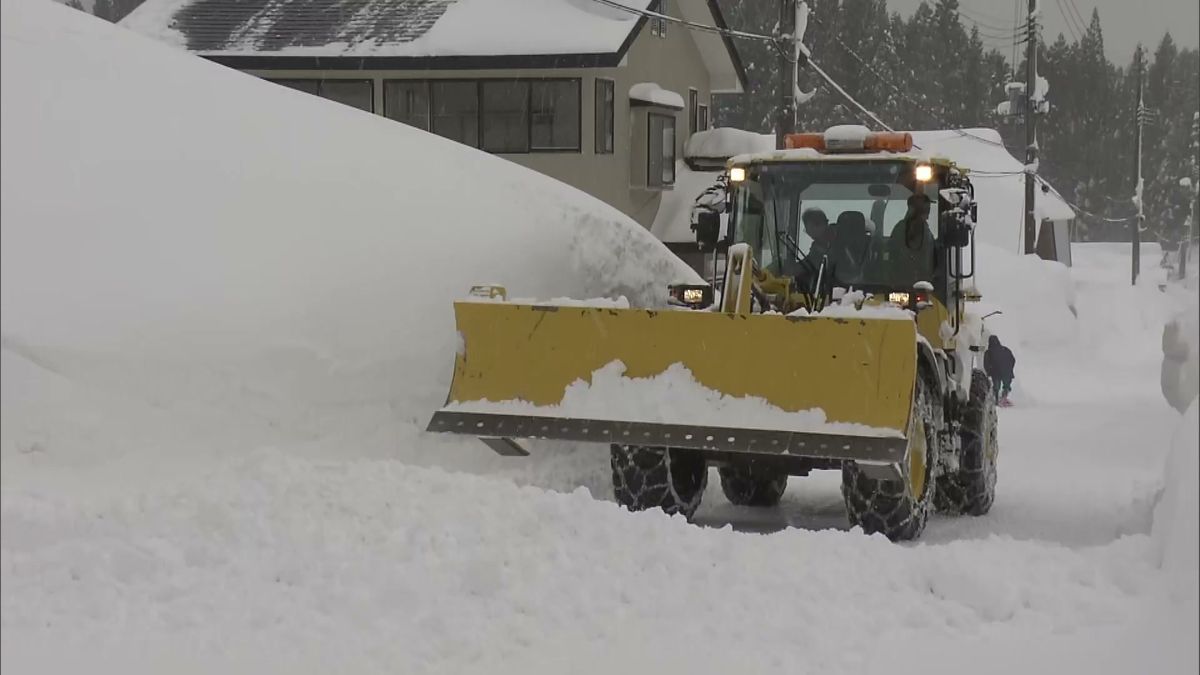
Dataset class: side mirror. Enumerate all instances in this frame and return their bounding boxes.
[942,217,971,248]
[693,210,721,251]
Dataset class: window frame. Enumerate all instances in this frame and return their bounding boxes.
[647,111,676,188]
[383,80,432,131]
[688,88,698,135]
[265,78,374,113]
[380,77,581,154]
[594,77,615,155]
[697,103,709,132]
[429,79,482,148]
[481,79,532,153]
[529,79,582,153]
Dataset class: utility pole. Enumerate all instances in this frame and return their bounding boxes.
[1022,0,1039,255]
[775,0,797,149]
[1132,45,1145,286]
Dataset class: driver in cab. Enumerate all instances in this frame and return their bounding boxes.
[887,193,937,285]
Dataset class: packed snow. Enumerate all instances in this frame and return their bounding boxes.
[445,361,903,438]
[628,82,685,110]
[3,2,1199,674]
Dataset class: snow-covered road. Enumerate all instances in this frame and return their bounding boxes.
[3,247,1195,675]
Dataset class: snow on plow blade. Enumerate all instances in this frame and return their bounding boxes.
[428,302,917,463]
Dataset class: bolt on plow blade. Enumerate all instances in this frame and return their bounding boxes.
[428,302,918,463]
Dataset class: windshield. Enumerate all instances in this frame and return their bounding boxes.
[731,161,940,290]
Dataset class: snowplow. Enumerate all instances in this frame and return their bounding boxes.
[428,125,999,541]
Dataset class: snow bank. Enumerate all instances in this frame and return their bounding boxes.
[970,242,1078,352]
[447,361,902,438]
[1151,401,1199,616]
[649,162,723,243]
[1160,300,1200,413]
[0,445,1173,675]
[1,0,696,484]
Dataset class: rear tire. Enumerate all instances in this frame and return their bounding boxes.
[935,370,998,516]
[610,445,707,519]
[718,463,788,507]
[841,375,937,541]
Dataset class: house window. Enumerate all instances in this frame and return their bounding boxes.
[266,78,373,113]
[656,0,668,36]
[595,78,614,154]
[381,78,580,153]
[647,112,676,187]
[320,80,373,112]
[688,88,698,135]
[697,103,709,132]
[269,79,319,95]
[384,81,430,130]
[531,80,581,151]
[482,81,530,153]
[432,81,479,147]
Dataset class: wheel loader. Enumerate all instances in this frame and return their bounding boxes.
[427,126,999,541]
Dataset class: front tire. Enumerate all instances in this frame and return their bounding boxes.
[935,369,999,515]
[610,445,708,519]
[718,463,788,507]
[841,374,937,541]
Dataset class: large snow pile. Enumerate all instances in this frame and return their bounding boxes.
[1,0,695,489]
[1160,300,1200,413]
[1152,402,1200,610]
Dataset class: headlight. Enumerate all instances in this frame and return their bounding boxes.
[915,164,934,182]
[729,166,746,183]
[668,284,714,309]
[888,291,910,306]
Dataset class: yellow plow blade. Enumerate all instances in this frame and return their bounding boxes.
[428,302,917,463]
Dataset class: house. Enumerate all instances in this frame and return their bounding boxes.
[652,126,1078,276]
[120,0,747,228]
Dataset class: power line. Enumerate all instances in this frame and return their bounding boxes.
[586,0,775,43]
[590,0,1015,157]
[1053,0,1084,42]
[956,9,1025,35]
[1064,0,1091,39]
[589,0,895,133]
[807,13,1008,150]
[1052,0,1080,43]
[804,58,895,132]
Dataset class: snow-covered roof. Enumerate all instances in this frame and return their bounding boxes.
[629,82,684,110]
[118,0,744,92]
[122,0,648,55]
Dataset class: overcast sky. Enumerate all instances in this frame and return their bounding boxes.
[884,0,1199,65]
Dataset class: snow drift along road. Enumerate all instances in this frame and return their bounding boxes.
[1,0,696,485]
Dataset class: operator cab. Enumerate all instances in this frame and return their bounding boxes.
[709,125,976,316]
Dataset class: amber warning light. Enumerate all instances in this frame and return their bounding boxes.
[785,131,914,154]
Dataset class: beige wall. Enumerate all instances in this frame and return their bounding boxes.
[241,4,718,230]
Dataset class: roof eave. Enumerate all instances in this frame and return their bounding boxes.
[203,51,628,71]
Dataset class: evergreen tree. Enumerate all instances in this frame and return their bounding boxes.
[709,0,1199,243]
